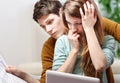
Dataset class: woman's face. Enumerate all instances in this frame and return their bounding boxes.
[65,13,84,34]
[38,14,65,39]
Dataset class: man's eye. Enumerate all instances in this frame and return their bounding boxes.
[47,21,52,25]
[47,19,53,25]
[40,25,46,29]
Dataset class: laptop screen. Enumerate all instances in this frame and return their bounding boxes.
[46,70,100,83]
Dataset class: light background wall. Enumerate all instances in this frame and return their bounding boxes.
[0,0,49,66]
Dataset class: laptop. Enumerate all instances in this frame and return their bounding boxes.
[46,70,100,83]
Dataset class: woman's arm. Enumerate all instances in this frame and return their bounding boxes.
[80,2,107,72]
[84,28,107,72]
[102,35,116,68]
[52,35,79,73]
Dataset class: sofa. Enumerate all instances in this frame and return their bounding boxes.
[19,59,120,83]
[111,59,120,83]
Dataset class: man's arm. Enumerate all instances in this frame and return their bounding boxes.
[19,71,40,83]
[102,17,120,42]
[6,65,40,83]
[40,37,56,83]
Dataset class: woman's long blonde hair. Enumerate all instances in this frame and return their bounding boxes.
[62,0,104,81]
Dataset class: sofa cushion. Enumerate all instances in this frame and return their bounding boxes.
[18,62,42,75]
[114,74,120,83]
[111,59,120,74]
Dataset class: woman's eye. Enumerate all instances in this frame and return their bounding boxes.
[76,23,82,25]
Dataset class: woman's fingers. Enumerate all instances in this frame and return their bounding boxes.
[80,1,95,17]
[79,1,96,29]
[79,7,84,18]
[91,4,95,17]
[84,3,88,16]
[86,1,92,14]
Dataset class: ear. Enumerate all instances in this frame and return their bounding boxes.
[59,7,63,17]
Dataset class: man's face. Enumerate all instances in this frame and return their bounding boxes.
[38,14,65,39]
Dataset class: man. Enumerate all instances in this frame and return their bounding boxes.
[6,0,120,83]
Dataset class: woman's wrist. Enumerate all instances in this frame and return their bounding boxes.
[84,27,94,32]
[84,27,95,36]
[71,49,79,55]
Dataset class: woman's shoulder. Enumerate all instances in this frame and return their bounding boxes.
[104,35,115,42]
[57,35,68,42]
[58,35,67,39]
[102,35,116,47]
[56,35,70,47]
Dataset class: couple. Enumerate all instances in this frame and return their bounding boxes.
[6,0,120,83]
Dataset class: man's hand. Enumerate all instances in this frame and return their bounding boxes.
[6,65,40,83]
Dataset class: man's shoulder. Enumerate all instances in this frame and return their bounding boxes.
[46,37,56,43]
[44,37,56,44]
[43,37,56,48]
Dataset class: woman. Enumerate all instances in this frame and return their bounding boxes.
[6,0,119,83]
[52,0,115,83]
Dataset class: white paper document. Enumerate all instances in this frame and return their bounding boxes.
[0,56,27,83]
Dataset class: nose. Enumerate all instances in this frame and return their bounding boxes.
[46,26,53,33]
[71,25,77,32]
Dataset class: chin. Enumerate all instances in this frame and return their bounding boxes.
[52,36,57,39]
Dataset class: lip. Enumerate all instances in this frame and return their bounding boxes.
[51,32,57,37]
